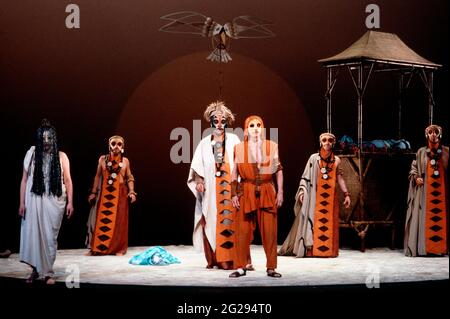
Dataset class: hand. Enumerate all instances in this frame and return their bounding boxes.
[416,177,424,186]
[88,193,96,204]
[196,182,205,193]
[343,195,351,208]
[232,195,240,210]
[18,204,26,218]
[276,192,284,208]
[66,203,74,219]
[128,193,136,203]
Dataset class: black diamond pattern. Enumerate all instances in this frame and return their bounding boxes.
[220,229,234,237]
[319,218,329,224]
[322,184,331,190]
[318,235,329,241]
[431,208,442,214]
[320,192,330,199]
[319,209,328,214]
[431,190,441,197]
[430,225,442,232]
[220,241,233,249]
[320,201,329,206]
[104,194,116,200]
[319,226,329,232]
[99,226,111,232]
[431,216,442,223]
[430,182,440,188]
[98,235,110,242]
[96,244,108,251]
[430,199,442,205]
[106,186,116,192]
[103,202,114,208]
[429,235,443,242]
[101,210,113,216]
[100,218,112,224]
[318,245,330,252]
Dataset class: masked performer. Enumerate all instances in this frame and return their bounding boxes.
[19,119,74,284]
[279,132,350,258]
[188,101,241,269]
[87,135,136,256]
[405,124,448,256]
[229,115,283,278]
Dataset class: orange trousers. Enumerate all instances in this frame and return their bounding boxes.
[235,202,278,270]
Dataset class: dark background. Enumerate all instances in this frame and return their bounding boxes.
[1,0,448,251]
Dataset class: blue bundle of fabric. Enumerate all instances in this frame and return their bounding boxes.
[336,135,411,153]
[129,246,181,266]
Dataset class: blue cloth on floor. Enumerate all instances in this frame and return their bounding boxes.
[129,246,181,265]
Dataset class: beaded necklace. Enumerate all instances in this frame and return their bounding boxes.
[105,153,123,185]
[426,142,442,177]
[319,149,335,180]
[211,134,226,177]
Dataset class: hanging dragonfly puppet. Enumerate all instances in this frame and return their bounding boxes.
[159,11,275,63]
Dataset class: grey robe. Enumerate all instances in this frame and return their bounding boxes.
[404,146,448,256]
[279,153,321,257]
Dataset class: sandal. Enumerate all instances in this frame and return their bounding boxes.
[267,269,282,278]
[229,268,246,278]
[245,264,255,271]
[26,270,39,284]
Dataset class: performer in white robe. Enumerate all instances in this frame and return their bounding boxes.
[18,119,74,284]
[187,101,240,269]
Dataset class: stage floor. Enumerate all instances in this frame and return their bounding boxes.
[0,245,448,287]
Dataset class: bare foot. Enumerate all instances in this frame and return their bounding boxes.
[115,252,125,256]
[84,250,93,256]
[45,277,56,285]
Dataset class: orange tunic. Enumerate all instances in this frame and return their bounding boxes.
[234,140,282,269]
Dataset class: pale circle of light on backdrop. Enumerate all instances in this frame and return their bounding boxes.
[116,51,314,243]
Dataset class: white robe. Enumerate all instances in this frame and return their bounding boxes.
[20,146,67,277]
[187,133,240,252]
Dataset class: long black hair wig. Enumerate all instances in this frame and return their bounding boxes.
[31,119,62,197]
